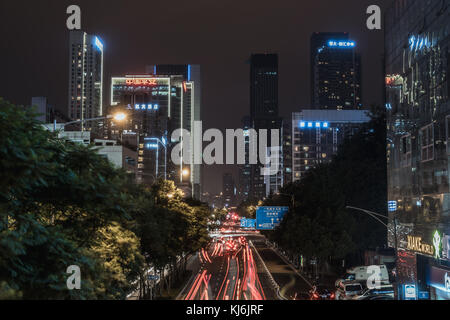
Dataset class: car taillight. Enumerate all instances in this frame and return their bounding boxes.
[330,293,335,299]
[313,293,319,299]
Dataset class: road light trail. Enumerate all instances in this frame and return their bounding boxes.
[216,255,230,300]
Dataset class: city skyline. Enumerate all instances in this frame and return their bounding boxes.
[2,0,450,304]
[0,0,390,194]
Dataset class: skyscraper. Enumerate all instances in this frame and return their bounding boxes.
[242,54,282,201]
[250,54,278,119]
[311,33,361,110]
[310,32,349,106]
[68,31,104,126]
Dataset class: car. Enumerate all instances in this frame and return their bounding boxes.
[309,285,335,300]
[352,283,394,300]
[335,280,363,300]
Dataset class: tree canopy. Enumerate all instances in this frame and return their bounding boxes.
[0,98,211,299]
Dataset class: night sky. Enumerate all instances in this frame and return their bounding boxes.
[0,0,392,195]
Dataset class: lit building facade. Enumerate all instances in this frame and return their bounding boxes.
[312,36,361,110]
[110,74,198,197]
[292,110,370,182]
[385,0,450,300]
[310,32,350,107]
[68,31,104,126]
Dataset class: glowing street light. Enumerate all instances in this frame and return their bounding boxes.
[182,168,190,177]
[113,112,126,121]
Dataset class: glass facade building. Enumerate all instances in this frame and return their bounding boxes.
[385,0,450,300]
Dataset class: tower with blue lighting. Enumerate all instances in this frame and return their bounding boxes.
[310,32,361,110]
[67,30,104,124]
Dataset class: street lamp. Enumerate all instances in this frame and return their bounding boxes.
[55,112,127,131]
[112,112,126,121]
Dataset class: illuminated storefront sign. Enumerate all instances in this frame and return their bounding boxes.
[433,230,442,259]
[407,235,434,256]
[134,104,159,110]
[126,78,157,86]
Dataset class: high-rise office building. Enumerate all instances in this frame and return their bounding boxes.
[110,74,198,198]
[311,33,361,110]
[250,54,278,119]
[68,31,104,125]
[310,32,349,106]
[242,54,282,201]
[148,64,202,200]
[385,0,450,300]
[291,110,370,182]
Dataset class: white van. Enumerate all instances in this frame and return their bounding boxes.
[335,281,363,300]
[335,265,390,287]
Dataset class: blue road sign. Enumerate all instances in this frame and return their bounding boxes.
[240,218,256,229]
[148,275,159,281]
[256,206,289,230]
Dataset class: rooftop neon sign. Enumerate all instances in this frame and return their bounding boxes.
[300,121,329,129]
[328,40,355,48]
[126,78,157,86]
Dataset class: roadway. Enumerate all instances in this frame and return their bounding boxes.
[179,231,268,300]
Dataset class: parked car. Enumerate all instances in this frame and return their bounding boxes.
[352,283,394,300]
[309,285,335,300]
[335,281,363,300]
